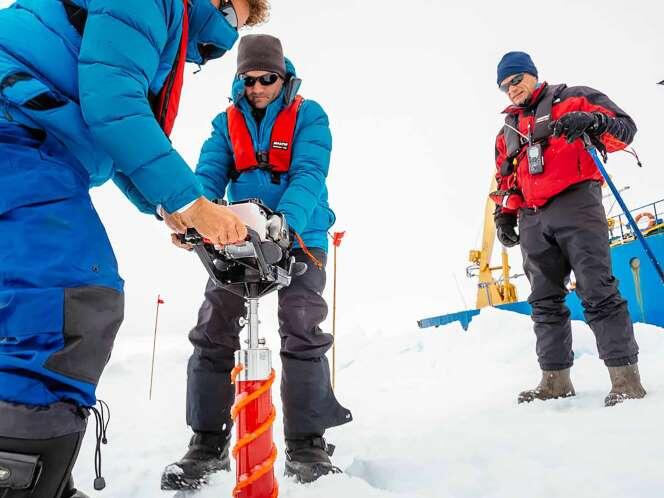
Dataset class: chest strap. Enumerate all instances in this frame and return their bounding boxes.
[503,83,568,159]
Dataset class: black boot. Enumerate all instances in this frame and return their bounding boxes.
[284,437,341,483]
[62,476,90,498]
[161,432,231,491]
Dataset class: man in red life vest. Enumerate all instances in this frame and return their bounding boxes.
[161,34,352,490]
[492,51,646,407]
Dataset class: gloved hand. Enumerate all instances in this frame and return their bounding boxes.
[550,111,609,143]
[495,214,519,247]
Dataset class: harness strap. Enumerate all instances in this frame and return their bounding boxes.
[503,114,523,160]
[293,231,323,270]
[532,83,566,143]
[503,83,568,159]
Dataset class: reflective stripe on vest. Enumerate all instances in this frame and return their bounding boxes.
[227,95,304,174]
[61,0,188,137]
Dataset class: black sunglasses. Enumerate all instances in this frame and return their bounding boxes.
[218,0,238,29]
[241,73,281,88]
[500,73,525,93]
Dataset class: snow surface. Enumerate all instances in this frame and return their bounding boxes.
[1,0,663,496]
[73,308,664,498]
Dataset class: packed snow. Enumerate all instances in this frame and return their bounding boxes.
[74,307,664,498]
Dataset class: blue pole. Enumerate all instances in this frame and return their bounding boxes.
[587,145,664,285]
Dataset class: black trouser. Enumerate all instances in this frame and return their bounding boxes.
[186,249,352,440]
[0,402,87,498]
[518,181,639,370]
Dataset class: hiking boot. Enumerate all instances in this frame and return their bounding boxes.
[605,364,646,407]
[284,436,342,483]
[161,432,231,491]
[518,368,575,404]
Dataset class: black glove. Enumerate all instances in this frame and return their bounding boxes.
[495,214,519,247]
[550,111,610,143]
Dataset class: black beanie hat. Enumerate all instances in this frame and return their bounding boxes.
[236,34,286,78]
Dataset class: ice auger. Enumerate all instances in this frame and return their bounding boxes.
[181,200,305,498]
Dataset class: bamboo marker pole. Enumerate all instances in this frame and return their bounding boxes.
[149,294,164,400]
[331,232,345,390]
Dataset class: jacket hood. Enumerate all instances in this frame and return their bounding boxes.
[186,0,239,65]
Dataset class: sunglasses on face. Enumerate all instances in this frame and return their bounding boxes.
[218,0,238,29]
[500,73,525,93]
[241,73,281,88]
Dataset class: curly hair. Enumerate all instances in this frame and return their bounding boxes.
[245,0,270,26]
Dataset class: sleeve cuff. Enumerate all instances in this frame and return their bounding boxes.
[157,199,198,217]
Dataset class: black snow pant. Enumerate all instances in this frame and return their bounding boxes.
[0,401,87,498]
[518,180,639,371]
[186,248,352,440]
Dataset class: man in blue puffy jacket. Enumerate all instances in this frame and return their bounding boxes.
[0,1,269,497]
[161,34,352,489]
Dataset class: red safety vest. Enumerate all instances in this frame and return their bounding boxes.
[153,0,189,137]
[226,95,304,182]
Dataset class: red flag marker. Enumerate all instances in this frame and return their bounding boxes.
[332,231,346,247]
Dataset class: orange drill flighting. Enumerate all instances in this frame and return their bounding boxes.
[231,298,279,498]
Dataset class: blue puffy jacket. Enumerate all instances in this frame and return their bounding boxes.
[196,59,335,251]
[0,0,238,214]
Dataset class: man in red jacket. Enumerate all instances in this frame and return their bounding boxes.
[492,51,646,407]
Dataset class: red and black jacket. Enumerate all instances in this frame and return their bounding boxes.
[493,82,636,216]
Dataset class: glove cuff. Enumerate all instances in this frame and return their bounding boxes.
[591,112,611,135]
[494,212,517,227]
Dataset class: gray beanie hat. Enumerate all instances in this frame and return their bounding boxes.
[236,34,286,78]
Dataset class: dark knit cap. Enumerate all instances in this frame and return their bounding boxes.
[236,34,286,78]
[497,51,538,86]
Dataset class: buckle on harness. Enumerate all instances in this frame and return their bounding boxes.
[256,152,281,185]
[230,152,282,185]
[256,151,269,165]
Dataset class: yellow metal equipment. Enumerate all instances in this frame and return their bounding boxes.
[467,178,519,308]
